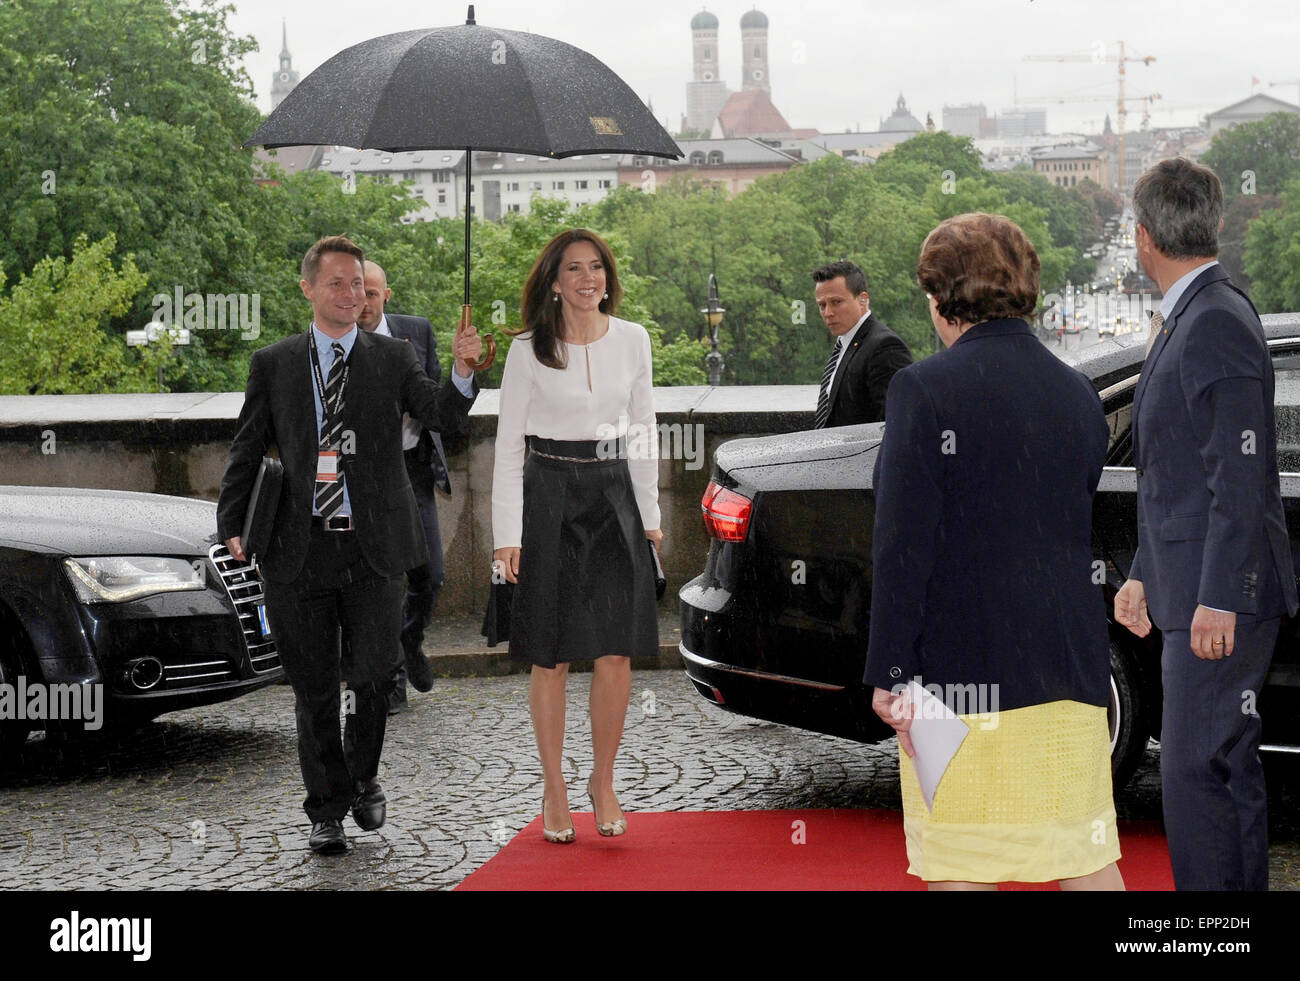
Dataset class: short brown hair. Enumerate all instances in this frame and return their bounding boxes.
[301,235,365,284]
[1132,157,1221,260]
[916,213,1040,325]
[519,229,623,370]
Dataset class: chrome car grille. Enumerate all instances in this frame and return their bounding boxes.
[208,543,281,673]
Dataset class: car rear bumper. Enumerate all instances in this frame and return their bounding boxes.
[679,637,889,744]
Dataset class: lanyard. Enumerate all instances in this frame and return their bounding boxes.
[309,338,350,439]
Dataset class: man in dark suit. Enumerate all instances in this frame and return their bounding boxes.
[357,260,451,713]
[1115,158,1297,890]
[811,260,912,428]
[217,236,481,854]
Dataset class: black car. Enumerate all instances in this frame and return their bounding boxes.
[679,314,1300,788]
[0,486,282,758]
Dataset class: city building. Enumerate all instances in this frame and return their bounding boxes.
[620,138,802,196]
[1204,93,1300,136]
[1033,144,1107,188]
[997,108,1048,138]
[461,151,620,219]
[943,103,992,139]
[316,148,466,222]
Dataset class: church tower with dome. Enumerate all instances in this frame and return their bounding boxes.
[740,8,770,94]
[684,9,732,133]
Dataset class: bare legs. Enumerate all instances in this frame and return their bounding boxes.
[530,655,632,832]
[589,655,631,820]
[530,662,571,831]
[926,862,1126,891]
[1060,861,1125,891]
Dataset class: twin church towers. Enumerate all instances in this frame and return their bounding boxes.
[685,8,772,133]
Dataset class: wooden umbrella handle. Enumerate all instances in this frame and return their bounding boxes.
[460,303,496,372]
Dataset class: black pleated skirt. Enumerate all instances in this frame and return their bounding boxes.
[509,437,659,668]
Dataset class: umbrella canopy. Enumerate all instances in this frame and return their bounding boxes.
[247,6,681,369]
[247,10,681,160]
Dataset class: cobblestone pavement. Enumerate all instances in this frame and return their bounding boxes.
[1,670,1298,890]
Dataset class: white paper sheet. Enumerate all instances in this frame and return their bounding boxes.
[905,681,971,812]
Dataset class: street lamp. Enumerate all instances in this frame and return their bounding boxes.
[127,322,191,391]
[701,273,726,386]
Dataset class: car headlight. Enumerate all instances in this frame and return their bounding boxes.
[63,556,207,604]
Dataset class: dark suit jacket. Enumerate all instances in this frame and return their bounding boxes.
[862,318,1112,711]
[216,328,476,584]
[1129,265,1298,628]
[820,312,913,427]
[386,313,452,494]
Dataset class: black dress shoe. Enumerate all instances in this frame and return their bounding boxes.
[308,819,348,855]
[387,686,408,716]
[404,647,436,693]
[351,779,387,831]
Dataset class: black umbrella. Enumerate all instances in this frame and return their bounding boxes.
[247,4,682,367]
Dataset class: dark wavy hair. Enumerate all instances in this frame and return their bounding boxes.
[916,213,1040,325]
[517,229,623,370]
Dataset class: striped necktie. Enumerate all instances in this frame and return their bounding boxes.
[1145,310,1164,356]
[813,337,842,429]
[314,341,347,519]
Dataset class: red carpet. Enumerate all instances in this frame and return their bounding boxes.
[456,809,1174,890]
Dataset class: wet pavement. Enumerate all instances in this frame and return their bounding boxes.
[2,605,1299,891]
[3,652,1299,890]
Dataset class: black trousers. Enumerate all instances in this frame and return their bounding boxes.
[1159,616,1278,891]
[394,463,444,697]
[263,528,403,822]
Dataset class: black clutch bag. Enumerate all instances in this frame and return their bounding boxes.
[649,539,666,601]
[481,580,515,648]
[240,457,283,566]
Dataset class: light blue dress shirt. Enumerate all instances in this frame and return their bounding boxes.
[311,324,358,517]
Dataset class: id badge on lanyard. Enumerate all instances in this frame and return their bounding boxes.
[311,339,349,480]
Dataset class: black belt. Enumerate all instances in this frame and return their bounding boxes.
[526,435,624,462]
[311,514,354,531]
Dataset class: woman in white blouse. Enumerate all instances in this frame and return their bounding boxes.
[492,229,662,844]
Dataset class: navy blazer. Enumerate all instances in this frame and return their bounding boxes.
[216,329,475,583]
[819,312,913,427]
[862,318,1112,712]
[1129,266,1297,628]
[386,313,454,494]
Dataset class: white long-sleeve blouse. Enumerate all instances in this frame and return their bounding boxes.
[492,316,660,550]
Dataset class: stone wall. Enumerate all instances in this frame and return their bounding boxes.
[0,386,818,615]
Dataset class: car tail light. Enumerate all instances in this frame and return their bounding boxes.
[701,480,752,542]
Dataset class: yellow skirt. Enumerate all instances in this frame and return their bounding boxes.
[900,700,1121,883]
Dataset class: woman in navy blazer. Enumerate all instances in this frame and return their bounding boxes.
[863,213,1124,890]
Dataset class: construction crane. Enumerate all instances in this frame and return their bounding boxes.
[1025,42,1156,197]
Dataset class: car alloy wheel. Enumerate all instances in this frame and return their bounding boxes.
[1107,639,1148,791]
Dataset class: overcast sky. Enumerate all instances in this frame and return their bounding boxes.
[229,0,1300,136]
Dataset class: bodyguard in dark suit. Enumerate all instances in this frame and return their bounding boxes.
[217,236,481,854]
[811,260,912,427]
[1115,158,1297,890]
[357,261,452,711]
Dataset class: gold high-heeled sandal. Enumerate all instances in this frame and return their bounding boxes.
[586,779,627,837]
[541,795,575,844]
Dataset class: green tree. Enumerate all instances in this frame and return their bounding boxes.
[1201,112,1300,197]
[0,235,166,394]
[1243,178,1300,313]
